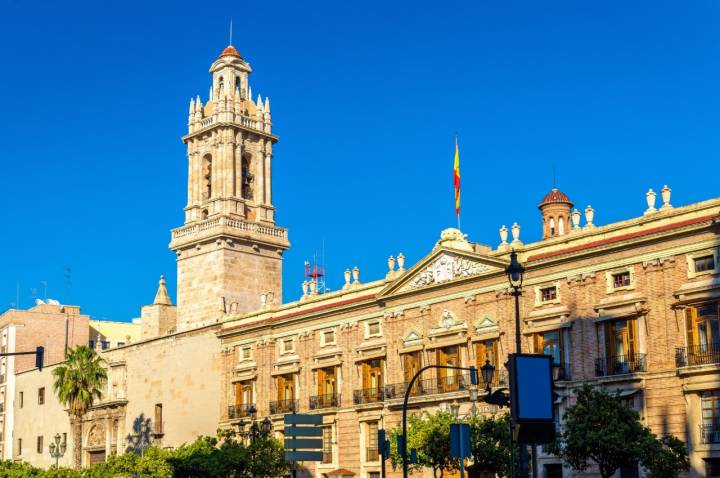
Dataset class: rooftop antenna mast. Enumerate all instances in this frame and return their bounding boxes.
[229,19,233,45]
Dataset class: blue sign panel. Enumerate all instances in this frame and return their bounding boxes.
[510,354,554,423]
[284,426,323,437]
[450,423,471,459]
[284,451,324,462]
[284,414,323,426]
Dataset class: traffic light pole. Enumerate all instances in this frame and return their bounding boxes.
[0,346,45,370]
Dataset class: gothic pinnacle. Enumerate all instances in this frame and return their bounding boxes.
[264,97,270,113]
[257,94,263,110]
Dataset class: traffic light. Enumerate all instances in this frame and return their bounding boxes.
[35,346,44,371]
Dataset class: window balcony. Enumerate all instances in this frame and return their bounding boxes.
[594,354,646,376]
[554,363,572,381]
[675,344,720,367]
[366,447,380,462]
[382,373,475,400]
[701,425,720,444]
[353,387,385,405]
[309,393,340,410]
[228,403,255,420]
[269,399,299,414]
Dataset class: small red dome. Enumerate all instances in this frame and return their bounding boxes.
[539,188,573,208]
[218,45,242,59]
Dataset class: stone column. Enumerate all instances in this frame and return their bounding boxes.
[256,139,265,207]
[105,416,111,458]
[265,142,272,206]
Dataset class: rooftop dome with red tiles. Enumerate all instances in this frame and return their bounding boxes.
[539,188,573,208]
[218,45,242,59]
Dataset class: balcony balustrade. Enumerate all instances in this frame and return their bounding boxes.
[594,354,646,376]
[227,403,255,420]
[675,343,720,367]
[701,424,720,444]
[269,399,299,414]
[353,387,385,405]
[309,393,340,410]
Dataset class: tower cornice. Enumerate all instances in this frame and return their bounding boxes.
[182,120,278,144]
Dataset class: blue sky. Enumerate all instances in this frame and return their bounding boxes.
[1,1,718,321]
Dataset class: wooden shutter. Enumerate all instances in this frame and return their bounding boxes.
[686,307,696,349]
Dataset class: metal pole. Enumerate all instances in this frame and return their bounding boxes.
[381,449,386,478]
[512,286,531,478]
[402,364,478,478]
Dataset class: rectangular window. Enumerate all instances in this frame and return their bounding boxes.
[88,340,95,349]
[367,321,381,337]
[234,381,254,408]
[612,271,631,289]
[436,345,462,392]
[367,421,379,462]
[240,346,251,361]
[684,302,720,365]
[276,374,295,403]
[402,351,422,386]
[101,341,110,350]
[706,458,720,478]
[368,473,381,478]
[322,330,336,345]
[476,339,499,385]
[154,404,163,434]
[701,390,720,443]
[540,286,557,302]
[19,392,23,408]
[603,318,639,374]
[18,438,22,455]
[117,342,125,347]
[534,330,564,365]
[281,338,294,354]
[317,367,337,406]
[36,436,43,454]
[359,359,384,402]
[38,387,45,405]
[322,426,333,463]
[695,255,717,273]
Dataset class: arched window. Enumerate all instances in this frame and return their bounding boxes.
[549,217,556,236]
[218,76,224,97]
[202,154,212,200]
[235,76,241,91]
[558,217,565,235]
[241,155,254,200]
[202,209,209,220]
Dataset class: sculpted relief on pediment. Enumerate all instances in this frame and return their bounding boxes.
[403,253,492,291]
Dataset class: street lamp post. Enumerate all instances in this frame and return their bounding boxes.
[48,433,67,468]
[506,249,531,478]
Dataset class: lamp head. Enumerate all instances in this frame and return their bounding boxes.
[49,442,56,454]
[450,400,460,419]
[262,417,272,434]
[480,359,496,390]
[506,249,525,287]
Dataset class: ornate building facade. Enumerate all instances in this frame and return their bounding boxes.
[8,44,720,478]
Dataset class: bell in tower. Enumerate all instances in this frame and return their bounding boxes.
[170,44,290,330]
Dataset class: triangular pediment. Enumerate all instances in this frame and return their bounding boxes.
[379,248,508,297]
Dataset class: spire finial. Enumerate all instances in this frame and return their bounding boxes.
[229,19,233,46]
[552,163,556,189]
[153,274,172,305]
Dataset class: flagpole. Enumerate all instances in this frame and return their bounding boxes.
[454,132,461,231]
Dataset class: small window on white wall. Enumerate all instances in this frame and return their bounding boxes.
[281,337,295,355]
[365,321,382,339]
[320,329,336,347]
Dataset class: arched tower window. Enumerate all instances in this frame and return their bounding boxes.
[241,155,254,200]
[202,154,212,200]
[235,76,241,91]
[558,217,565,235]
[549,217,556,236]
[218,77,224,97]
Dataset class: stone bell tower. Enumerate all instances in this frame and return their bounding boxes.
[170,44,290,330]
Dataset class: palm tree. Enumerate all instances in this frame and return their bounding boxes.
[53,345,107,468]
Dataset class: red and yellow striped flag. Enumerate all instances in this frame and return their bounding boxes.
[453,136,461,217]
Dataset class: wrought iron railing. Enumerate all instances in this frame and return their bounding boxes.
[309,393,340,410]
[353,387,385,404]
[228,403,255,419]
[594,354,646,376]
[366,447,380,462]
[382,373,474,400]
[701,424,720,444]
[675,343,720,367]
[269,399,299,414]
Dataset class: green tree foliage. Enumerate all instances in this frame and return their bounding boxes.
[388,410,513,478]
[467,413,512,478]
[550,384,689,478]
[0,433,289,478]
[52,346,108,469]
[388,410,457,478]
[640,434,690,478]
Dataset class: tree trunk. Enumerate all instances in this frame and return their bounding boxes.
[71,415,83,469]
